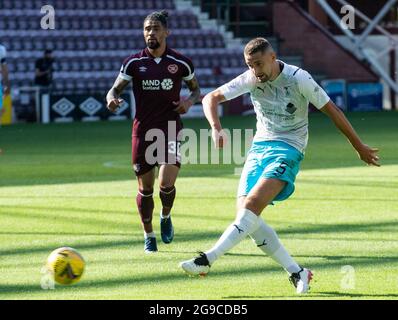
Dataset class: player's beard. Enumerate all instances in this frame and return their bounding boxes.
[258,72,271,82]
[147,39,161,50]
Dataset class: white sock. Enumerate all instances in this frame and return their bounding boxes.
[160,210,170,219]
[250,218,301,274]
[144,232,155,239]
[205,208,260,265]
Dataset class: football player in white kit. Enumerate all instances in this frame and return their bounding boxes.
[180,38,380,294]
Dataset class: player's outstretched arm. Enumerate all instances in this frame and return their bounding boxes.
[106,76,130,112]
[320,100,380,166]
[173,76,201,114]
[202,89,228,148]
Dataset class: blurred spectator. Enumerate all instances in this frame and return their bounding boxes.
[34,49,54,92]
[0,43,10,117]
[212,66,223,76]
[1,42,10,153]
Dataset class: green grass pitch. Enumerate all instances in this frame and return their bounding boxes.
[0,111,397,300]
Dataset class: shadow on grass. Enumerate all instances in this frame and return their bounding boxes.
[224,292,398,299]
[0,231,223,257]
[1,253,398,298]
[1,205,397,258]
[289,197,398,202]
[225,253,398,263]
[298,178,398,189]
[0,205,134,232]
[0,204,236,228]
[1,113,397,188]
[314,291,398,298]
[277,220,398,236]
[3,201,398,236]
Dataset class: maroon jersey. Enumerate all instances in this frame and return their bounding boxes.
[119,46,195,137]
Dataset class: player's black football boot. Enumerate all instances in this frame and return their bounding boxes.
[289,267,313,294]
[160,215,174,244]
[144,237,158,253]
[179,252,211,277]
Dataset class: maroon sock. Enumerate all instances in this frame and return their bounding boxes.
[136,189,154,224]
[159,186,176,215]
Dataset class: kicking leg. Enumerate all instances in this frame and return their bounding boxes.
[238,186,313,293]
[236,194,301,274]
[180,178,284,276]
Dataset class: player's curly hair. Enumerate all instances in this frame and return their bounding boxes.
[144,10,169,28]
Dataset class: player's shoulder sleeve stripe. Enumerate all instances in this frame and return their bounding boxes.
[182,73,195,81]
[120,55,149,81]
[166,54,194,80]
[118,71,132,81]
[293,67,301,76]
[219,70,255,101]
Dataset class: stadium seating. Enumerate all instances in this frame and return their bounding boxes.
[2,1,247,94]
[0,0,175,10]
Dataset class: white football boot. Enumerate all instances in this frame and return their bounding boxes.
[289,267,313,294]
[179,252,211,277]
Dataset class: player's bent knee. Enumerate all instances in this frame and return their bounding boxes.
[237,196,246,211]
[159,183,174,190]
[243,196,264,216]
[138,181,154,191]
[243,198,264,215]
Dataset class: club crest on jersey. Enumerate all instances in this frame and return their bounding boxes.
[168,64,178,74]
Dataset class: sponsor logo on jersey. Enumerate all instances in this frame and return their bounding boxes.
[142,79,174,91]
[168,64,178,74]
[139,66,147,73]
[142,79,161,90]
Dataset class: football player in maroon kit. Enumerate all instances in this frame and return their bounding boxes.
[106,11,201,253]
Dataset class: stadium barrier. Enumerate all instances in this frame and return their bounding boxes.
[40,92,134,123]
[36,88,222,123]
[322,80,383,112]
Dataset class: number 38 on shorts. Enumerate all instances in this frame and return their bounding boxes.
[168,141,182,163]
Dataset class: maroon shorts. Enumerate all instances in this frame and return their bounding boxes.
[132,135,181,176]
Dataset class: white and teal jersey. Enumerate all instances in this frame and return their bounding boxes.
[219,61,330,152]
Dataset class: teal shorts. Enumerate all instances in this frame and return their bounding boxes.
[238,140,304,202]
